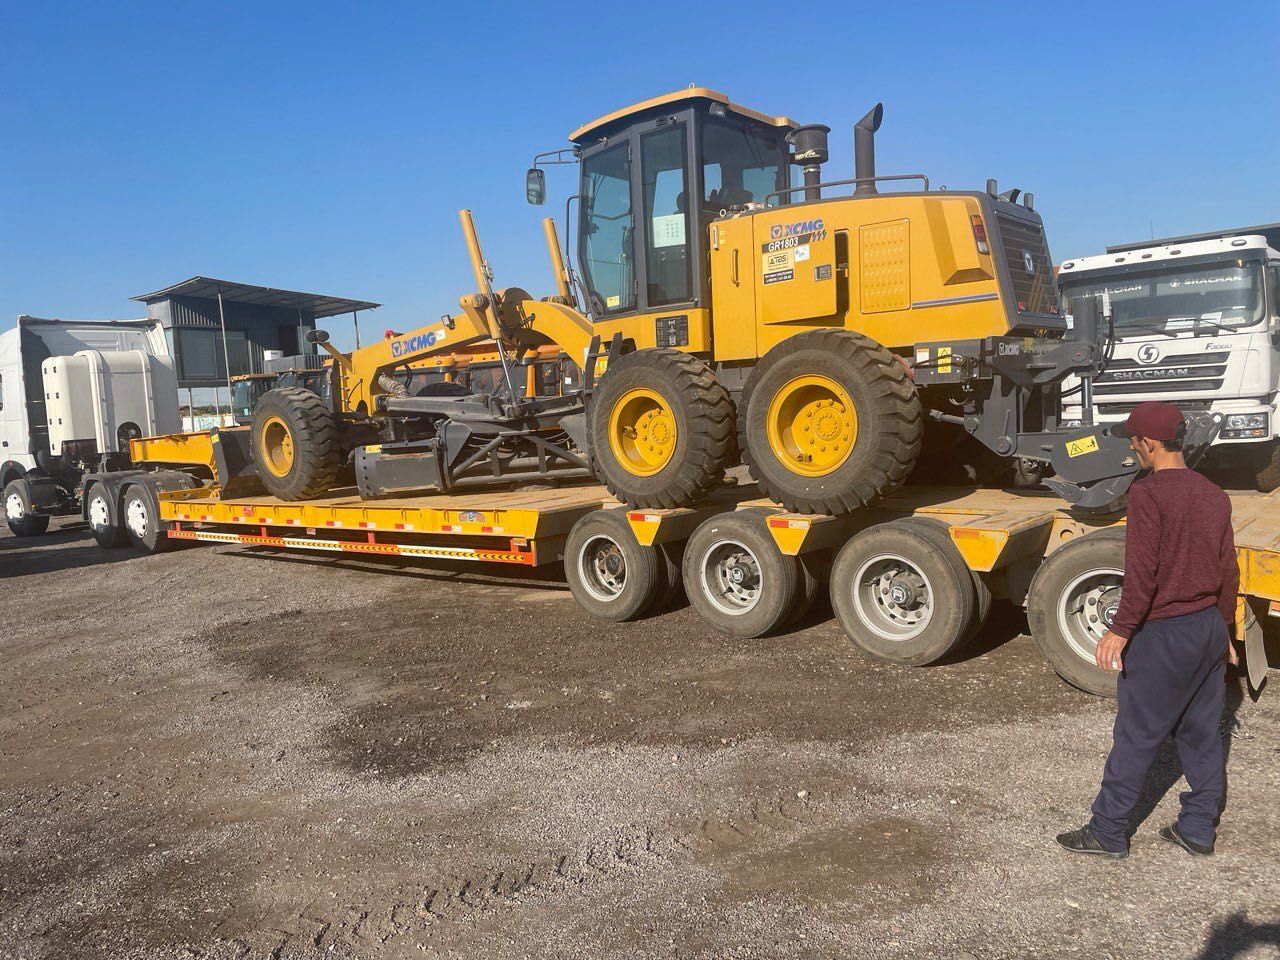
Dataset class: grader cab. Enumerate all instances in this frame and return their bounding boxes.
[245,88,1218,513]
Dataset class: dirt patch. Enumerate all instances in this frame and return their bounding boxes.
[2,521,1278,959]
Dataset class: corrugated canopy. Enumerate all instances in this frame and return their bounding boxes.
[132,276,380,317]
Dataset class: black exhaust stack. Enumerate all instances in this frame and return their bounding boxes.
[788,124,831,202]
[854,103,884,194]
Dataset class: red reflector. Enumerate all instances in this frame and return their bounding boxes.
[1018,301,1027,311]
[970,215,990,255]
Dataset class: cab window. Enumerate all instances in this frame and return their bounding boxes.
[702,121,787,213]
[640,124,692,306]
[581,142,635,315]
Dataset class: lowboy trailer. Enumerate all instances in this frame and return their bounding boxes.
[106,425,1279,699]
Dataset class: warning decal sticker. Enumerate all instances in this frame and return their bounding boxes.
[1065,435,1100,458]
[762,248,795,285]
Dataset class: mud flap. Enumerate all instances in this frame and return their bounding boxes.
[1239,598,1270,694]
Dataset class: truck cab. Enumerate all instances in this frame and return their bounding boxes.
[0,316,179,534]
[1057,226,1280,489]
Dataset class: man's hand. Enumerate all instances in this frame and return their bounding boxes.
[1095,630,1128,672]
[1225,637,1240,666]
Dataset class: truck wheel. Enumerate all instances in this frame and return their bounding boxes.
[565,510,663,621]
[829,517,975,666]
[1026,530,1124,697]
[683,510,799,639]
[122,484,172,554]
[4,478,50,538]
[590,349,736,509]
[85,482,126,548]
[251,387,340,501]
[740,330,922,515]
[1254,441,1280,493]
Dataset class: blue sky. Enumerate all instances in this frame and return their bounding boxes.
[2,1,1277,349]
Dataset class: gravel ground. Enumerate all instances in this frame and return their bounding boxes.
[2,517,1278,960]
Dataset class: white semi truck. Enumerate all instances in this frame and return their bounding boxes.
[0,315,180,536]
[1057,224,1280,489]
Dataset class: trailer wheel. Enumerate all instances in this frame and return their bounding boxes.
[565,510,663,621]
[121,484,172,554]
[787,550,826,626]
[85,482,126,549]
[829,517,975,666]
[1026,530,1124,697]
[740,330,922,515]
[4,478,50,538]
[683,510,799,639]
[1253,441,1280,493]
[251,387,341,501]
[590,349,736,509]
[909,516,991,647]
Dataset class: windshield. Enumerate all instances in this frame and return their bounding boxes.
[701,121,788,212]
[1061,260,1265,333]
[580,142,635,316]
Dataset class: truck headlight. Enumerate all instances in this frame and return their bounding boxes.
[1226,414,1268,430]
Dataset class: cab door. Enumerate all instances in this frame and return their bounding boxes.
[709,217,758,361]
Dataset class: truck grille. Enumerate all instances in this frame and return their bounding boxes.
[1093,351,1229,395]
[995,211,1056,315]
[1098,399,1213,416]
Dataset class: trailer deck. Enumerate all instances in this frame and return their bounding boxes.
[151,479,1277,697]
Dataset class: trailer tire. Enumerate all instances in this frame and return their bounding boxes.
[1253,441,1280,493]
[740,329,922,515]
[590,349,736,509]
[909,516,991,647]
[251,387,341,501]
[787,550,826,626]
[4,478,50,538]
[829,517,975,666]
[85,482,126,548]
[565,510,663,621]
[683,510,799,639]
[121,483,171,554]
[1026,530,1124,697]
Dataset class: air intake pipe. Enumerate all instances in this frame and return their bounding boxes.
[854,103,884,194]
[787,124,831,202]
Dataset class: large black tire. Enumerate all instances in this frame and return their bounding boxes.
[4,478,50,538]
[1026,530,1125,697]
[683,509,800,639]
[251,387,341,501]
[590,349,736,509]
[565,510,665,621]
[1254,441,1280,493]
[121,483,173,554]
[84,482,126,549]
[740,330,922,515]
[829,517,975,666]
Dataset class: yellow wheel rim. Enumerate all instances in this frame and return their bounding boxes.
[260,415,296,477]
[607,388,678,477]
[766,374,858,477]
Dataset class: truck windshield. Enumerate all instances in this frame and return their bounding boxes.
[1062,261,1265,333]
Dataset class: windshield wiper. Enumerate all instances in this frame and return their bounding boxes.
[1118,322,1179,338]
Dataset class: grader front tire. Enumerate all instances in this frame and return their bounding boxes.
[740,330,922,515]
[590,349,736,509]
[251,387,341,501]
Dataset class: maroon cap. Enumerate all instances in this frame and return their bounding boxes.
[1113,401,1184,440]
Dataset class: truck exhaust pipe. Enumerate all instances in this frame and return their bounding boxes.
[854,103,883,194]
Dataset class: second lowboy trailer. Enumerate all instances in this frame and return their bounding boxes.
[105,425,1278,699]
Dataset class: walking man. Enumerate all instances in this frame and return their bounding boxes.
[1056,401,1239,859]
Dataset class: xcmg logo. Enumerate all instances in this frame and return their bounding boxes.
[770,218,825,240]
[391,328,446,357]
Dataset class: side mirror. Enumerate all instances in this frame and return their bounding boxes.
[526,167,546,205]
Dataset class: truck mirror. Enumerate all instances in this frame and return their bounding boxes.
[526,168,546,206]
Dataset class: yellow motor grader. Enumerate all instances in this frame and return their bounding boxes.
[246,88,1218,512]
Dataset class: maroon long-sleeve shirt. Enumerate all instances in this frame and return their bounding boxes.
[1109,467,1240,641]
